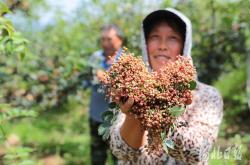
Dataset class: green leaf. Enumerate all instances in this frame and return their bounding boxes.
[156,86,164,92]
[1,28,9,37]
[169,106,185,117]
[163,139,175,149]
[0,103,11,109]
[98,121,112,141]
[102,128,110,141]
[111,114,118,123]
[18,160,36,165]
[188,81,197,90]
[0,19,14,37]
[108,102,117,109]
[0,3,10,15]
[15,45,25,52]
[160,130,166,140]
[101,110,114,122]
[0,108,37,122]
[14,147,33,153]
[111,72,118,78]
[20,52,25,60]
[98,124,107,136]
[176,83,185,91]
[4,154,17,159]
[98,122,111,136]
[170,123,176,131]
[162,142,169,153]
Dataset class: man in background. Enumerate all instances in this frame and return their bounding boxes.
[85,24,123,165]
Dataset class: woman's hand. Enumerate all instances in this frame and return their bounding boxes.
[119,97,147,149]
[119,97,134,115]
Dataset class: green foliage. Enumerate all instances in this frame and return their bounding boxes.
[214,64,247,118]
[98,102,119,141]
[161,126,176,153]
[0,0,249,163]
[0,13,93,110]
[188,80,197,90]
[0,2,28,59]
[0,108,37,124]
[101,110,114,122]
[0,2,36,164]
[4,98,91,164]
[4,147,36,165]
[0,2,10,16]
[169,106,185,117]
[163,139,174,150]
[214,64,246,98]
[169,0,250,84]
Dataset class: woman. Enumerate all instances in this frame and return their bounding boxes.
[109,8,223,165]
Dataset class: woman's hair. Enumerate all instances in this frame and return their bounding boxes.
[143,12,186,44]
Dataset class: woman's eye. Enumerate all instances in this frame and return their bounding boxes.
[150,35,159,39]
[170,36,177,40]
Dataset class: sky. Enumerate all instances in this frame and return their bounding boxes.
[40,0,161,25]
[39,0,82,26]
[6,0,82,31]
[7,0,162,31]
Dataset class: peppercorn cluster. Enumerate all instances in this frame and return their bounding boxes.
[102,49,196,152]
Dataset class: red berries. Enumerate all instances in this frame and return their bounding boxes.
[102,49,196,153]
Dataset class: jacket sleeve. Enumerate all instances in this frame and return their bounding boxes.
[109,113,143,161]
[168,87,223,165]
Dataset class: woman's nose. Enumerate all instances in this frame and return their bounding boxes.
[159,39,168,51]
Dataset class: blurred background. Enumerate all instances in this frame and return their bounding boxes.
[0,0,249,164]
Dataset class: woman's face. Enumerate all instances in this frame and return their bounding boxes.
[147,22,184,72]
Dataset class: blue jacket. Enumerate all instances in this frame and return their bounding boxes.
[86,49,122,122]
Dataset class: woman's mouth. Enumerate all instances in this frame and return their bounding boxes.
[153,55,171,61]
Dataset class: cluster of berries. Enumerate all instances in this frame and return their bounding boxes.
[102,49,196,153]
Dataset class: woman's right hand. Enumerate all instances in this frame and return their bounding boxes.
[118,97,134,115]
[119,97,147,149]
